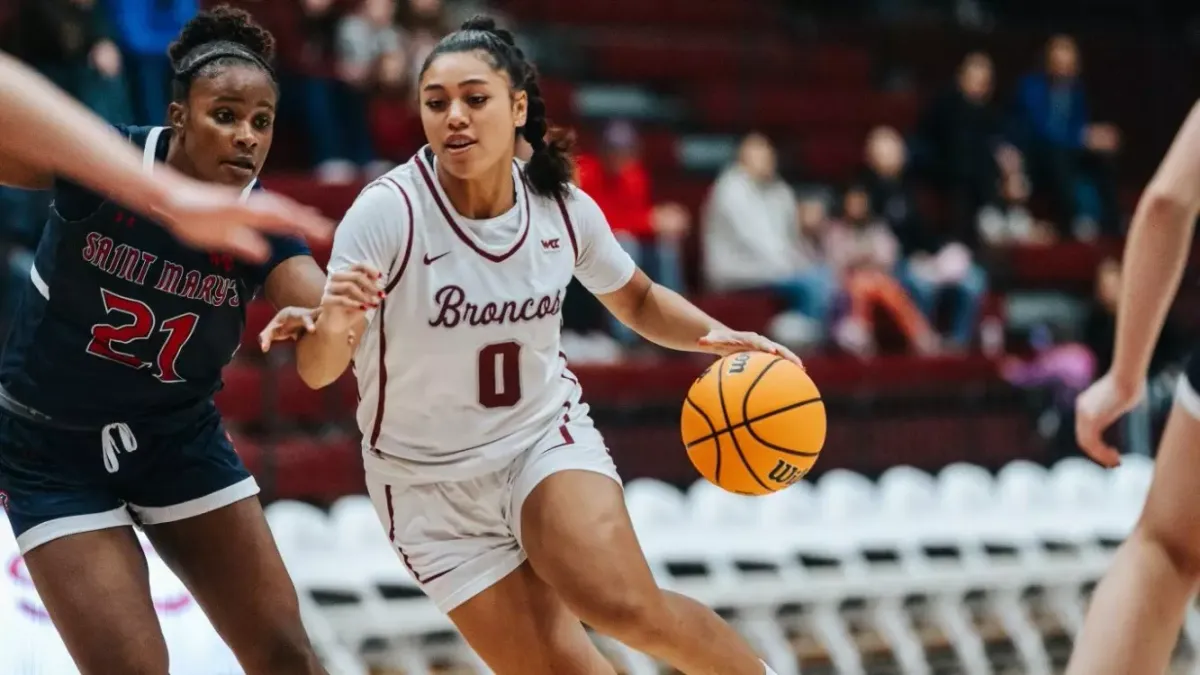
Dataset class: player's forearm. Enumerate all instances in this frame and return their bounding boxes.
[295,322,355,389]
[1110,192,1196,393]
[0,52,171,211]
[624,282,728,353]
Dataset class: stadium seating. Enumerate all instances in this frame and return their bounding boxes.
[266,457,1153,674]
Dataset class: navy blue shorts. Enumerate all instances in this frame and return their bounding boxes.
[0,407,258,553]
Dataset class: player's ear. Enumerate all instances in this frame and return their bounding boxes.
[167,102,186,133]
[512,89,528,129]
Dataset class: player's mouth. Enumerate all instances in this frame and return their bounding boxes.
[444,135,476,155]
[220,157,257,177]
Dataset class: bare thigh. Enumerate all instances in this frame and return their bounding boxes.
[23,527,168,674]
[446,561,616,675]
[519,470,663,624]
[1134,401,1200,570]
[145,497,324,675]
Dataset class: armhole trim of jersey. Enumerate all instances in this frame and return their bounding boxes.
[554,193,580,266]
[374,177,415,293]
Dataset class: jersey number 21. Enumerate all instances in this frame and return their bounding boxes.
[86,288,199,383]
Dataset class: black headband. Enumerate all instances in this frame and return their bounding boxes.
[174,40,274,81]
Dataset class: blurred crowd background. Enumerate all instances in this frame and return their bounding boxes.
[1,0,1198,498]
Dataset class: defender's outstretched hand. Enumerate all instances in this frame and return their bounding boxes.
[259,307,320,352]
[260,263,383,351]
[154,181,332,263]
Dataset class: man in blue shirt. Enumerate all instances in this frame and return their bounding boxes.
[1014,34,1121,237]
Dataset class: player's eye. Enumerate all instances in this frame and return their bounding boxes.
[212,109,235,124]
[467,95,489,107]
[424,99,446,112]
[253,114,273,130]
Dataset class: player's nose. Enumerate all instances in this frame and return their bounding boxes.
[446,100,469,128]
[232,122,259,150]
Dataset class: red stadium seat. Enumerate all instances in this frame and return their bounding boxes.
[308,236,332,271]
[216,363,266,427]
[799,133,866,183]
[261,175,362,220]
[274,367,332,425]
[332,372,360,420]
[271,435,365,502]
[241,299,277,354]
[227,431,264,475]
[693,292,781,336]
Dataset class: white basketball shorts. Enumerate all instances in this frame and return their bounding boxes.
[365,412,622,613]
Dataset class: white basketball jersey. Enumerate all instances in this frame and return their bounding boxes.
[328,148,635,483]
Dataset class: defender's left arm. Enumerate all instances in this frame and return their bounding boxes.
[254,236,326,348]
[263,251,326,309]
[568,188,802,366]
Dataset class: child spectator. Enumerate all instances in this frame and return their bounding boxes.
[826,186,939,357]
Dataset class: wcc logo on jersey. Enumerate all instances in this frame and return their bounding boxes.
[541,238,561,251]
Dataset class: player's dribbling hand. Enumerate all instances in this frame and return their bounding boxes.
[259,307,320,352]
[319,263,385,341]
[698,329,804,369]
[1075,372,1144,468]
[153,180,333,263]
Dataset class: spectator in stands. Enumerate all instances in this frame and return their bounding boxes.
[577,120,689,344]
[914,52,1019,234]
[107,0,196,125]
[826,185,939,357]
[1005,257,1186,457]
[703,133,836,336]
[860,126,988,351]
[12,0,131,125]
[976,163,1057,247]
[1013,34,1121,239]
[323,0,404,182]
[3,0,133,279]
[399,0,450,90]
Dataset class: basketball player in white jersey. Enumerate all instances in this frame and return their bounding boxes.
[0,51,330,261]
[265,16,799,675]
[0,515,243,675]
[1064,101,1200,673]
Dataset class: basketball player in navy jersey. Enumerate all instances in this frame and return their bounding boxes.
[0,51,330,261]
[0,7,378,674]
[1067,100,1200,674]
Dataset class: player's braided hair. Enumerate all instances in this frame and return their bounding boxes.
[168,5,277,102]
[420,16,575,201]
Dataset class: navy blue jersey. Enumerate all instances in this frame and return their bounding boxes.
[0,125,309,428]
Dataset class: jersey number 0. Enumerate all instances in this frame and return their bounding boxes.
[478,341,522,408]
[86,288,200,383]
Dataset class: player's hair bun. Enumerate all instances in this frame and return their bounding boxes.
[460,16,498,33]
[169,5,275,69]
[459,15,515,46]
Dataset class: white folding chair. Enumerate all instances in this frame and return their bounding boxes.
[266,500,336,557]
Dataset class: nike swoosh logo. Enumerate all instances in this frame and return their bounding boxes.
[423,251,450,265]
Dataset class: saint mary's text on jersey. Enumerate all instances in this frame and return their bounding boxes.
[82,231,242,308]
[429,284,562,329]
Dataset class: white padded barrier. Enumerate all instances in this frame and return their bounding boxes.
[1,455,1161,674]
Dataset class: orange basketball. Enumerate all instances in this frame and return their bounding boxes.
[680,351,826,496]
